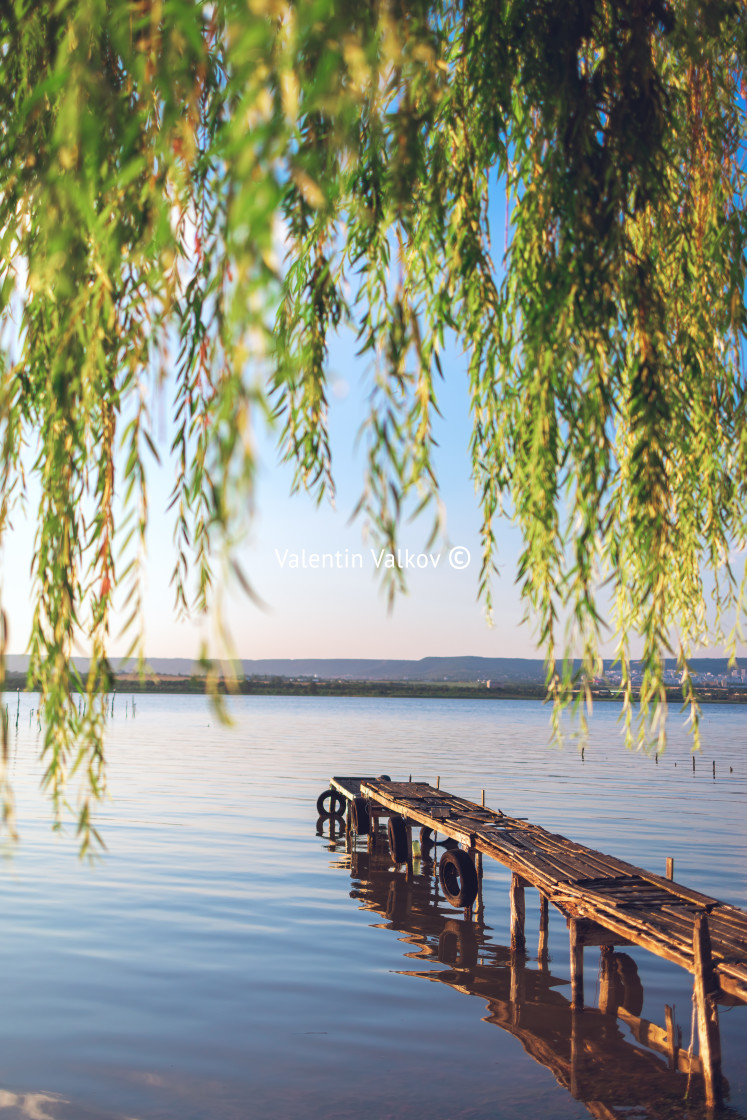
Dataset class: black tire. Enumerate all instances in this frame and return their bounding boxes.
[351,797,370,835]
[316,789,346,818]
[439,849,479,908]
[388,816,410,864]
[378,774,391,781]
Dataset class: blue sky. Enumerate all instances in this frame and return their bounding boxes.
[2,305,540,661]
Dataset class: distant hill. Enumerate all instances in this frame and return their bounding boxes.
[4,653,743,684]
[239,656,549,682]
[236,656,744,681]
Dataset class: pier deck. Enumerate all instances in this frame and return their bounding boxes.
[331,777,747,1005]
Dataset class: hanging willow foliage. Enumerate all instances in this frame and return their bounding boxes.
[1,0,746,844]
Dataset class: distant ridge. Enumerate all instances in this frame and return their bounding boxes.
[4,654,743,682]
[237,656,549,682]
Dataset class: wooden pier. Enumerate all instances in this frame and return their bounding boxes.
[319,775,747,1113]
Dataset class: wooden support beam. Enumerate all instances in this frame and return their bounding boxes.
[598,944,615,1016]
[569,918,584,1010]
[665,1004,676,1071]
[368,809,378,850]
[538,893,549,967]
[510,873,526,952]
[666,857,674,881]
[693,913,724,1113]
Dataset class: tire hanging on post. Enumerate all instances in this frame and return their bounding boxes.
[316,789,346,819]
[388,816,410,864]
[439,849,479,908]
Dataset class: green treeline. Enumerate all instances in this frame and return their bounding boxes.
[5,673,747,705]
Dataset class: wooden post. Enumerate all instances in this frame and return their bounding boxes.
[538,893,549,967]
[665,1004,677,1071]
[569,918,584,1011]
[510,873,526,952]
[598,944,615,1015]
[693,912,723,1112]
[666,857,674,881]
[475,860,485,924]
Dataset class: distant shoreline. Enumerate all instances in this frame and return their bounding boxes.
[4,673,747,705]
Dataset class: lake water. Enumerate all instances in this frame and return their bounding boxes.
[0,693,745,1120]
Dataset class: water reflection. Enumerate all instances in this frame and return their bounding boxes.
[317,818,746,1120]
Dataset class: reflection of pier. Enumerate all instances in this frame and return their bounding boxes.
[318,777,747,1112]
[316,815,746,1120]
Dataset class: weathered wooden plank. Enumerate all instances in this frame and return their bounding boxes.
[330,776,384,799]
[706,910,747,939]
[718,960,747,981]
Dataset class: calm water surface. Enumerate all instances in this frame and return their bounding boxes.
[0,694,745,1120]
